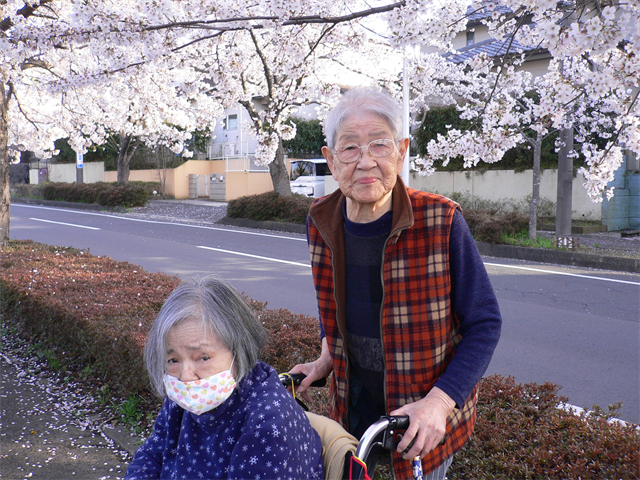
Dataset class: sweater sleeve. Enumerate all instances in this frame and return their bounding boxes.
[433,210,502,407]
[227,384,324,480]
[125,399,170,480]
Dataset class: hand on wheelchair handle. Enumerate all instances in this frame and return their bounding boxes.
[279,372,327,389]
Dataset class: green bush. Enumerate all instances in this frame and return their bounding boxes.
[227,191,313,224]
[42,182,148,208]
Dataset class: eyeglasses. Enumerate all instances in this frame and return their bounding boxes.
[332,138,398,164]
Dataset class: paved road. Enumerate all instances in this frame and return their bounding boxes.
[9,203,640,424]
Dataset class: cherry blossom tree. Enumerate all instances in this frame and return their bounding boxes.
[2,0,638,246]
[410,1,639,240]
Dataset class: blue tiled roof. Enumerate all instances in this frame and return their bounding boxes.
[466,4,513,24]
[445,36,540,64]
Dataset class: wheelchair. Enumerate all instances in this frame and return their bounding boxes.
[280,373,422,480]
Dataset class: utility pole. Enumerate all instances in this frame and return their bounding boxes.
[402,56,410,186]
[556,127,574,246]
[76,151,83,184]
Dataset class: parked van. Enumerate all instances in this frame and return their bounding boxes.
[289,159,329,198]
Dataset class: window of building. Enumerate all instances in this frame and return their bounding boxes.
[466,30,475,46]
[225,114,238,130]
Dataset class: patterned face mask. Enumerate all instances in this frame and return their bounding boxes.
[164,365,236,415]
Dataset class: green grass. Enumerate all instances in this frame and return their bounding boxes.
[501,231,555,249]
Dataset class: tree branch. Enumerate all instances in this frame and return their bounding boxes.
[0,0,55,32]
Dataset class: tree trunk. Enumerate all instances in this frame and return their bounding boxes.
[269,138,292,197]
[528,133,543,241]
[556,127,574,237]
[116,134,139,185]
[0,81,11,247]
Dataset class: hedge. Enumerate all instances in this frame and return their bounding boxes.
[42,181,148,208]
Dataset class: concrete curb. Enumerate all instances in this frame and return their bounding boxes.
[476,242,640,273]
[11,196,129,213]
[216,216,307,234]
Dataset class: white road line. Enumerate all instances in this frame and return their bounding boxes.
[29,218,101,231]
[197,246,311,267]
[484,262,640,286]
[14,204,306,241]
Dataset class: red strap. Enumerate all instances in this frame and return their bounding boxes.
[349,455,371,480]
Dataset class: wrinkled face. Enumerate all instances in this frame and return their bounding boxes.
[322,113,407,222]
[165,318,233,382]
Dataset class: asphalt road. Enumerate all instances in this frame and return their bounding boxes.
[9,203,640,424]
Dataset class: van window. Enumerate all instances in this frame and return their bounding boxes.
[291,161,314,181]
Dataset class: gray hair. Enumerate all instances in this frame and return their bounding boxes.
[144,275,269,398]
[323,86,403,149]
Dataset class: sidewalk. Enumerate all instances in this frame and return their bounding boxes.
[1,333,133,480]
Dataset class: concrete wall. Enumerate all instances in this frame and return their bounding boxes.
[602,169,640,231]
[408,168,602,221]
[34,162,105,184]
[226,171,274,201]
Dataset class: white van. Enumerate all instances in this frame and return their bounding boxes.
[289,159,329,198]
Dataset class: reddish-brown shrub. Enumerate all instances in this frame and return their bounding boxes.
[450,375,639,479]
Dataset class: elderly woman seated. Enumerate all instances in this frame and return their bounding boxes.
[125,275,324,480]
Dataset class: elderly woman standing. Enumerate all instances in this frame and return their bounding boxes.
[291,87,502,480]
[125,275,324,480]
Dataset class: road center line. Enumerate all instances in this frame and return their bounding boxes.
[197,246,311,268]
[484,262,640,285]
[29,218,101,231]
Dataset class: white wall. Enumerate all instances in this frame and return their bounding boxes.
[409,169,601,220]
[45,162,105,184]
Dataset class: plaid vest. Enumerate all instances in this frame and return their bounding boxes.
[307,179,477,479]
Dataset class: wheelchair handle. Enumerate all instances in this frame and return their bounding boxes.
[279,372,327,388]
[355,415,412,479]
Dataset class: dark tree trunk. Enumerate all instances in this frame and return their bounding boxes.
[1,81,11,247]
[117,134,140,185]
[269,138,292,197]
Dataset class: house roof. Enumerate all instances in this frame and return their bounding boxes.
[444,36,542,64]
[466,4,513,24]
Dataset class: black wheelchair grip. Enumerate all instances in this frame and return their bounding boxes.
[280,372,327,388]
[390,415,410,430]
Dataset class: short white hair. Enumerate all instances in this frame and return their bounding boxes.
[323,86,403,149]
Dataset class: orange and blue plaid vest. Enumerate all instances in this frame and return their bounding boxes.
[308,179,477,479]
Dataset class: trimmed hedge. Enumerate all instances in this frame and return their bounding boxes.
[227,191,313,224]
[42,181,148,208]
[0,240,322,400]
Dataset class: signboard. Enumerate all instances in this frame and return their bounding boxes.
[76,152,84,168]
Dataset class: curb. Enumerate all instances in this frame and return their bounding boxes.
[476,242,639,273]
[11,197,129,213]
[216,216,307,234]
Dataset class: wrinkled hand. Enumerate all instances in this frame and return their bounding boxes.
[390,387,456,460]
[288,338,333,403]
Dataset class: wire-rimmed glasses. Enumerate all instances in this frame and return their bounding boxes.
[332,138,398,164]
